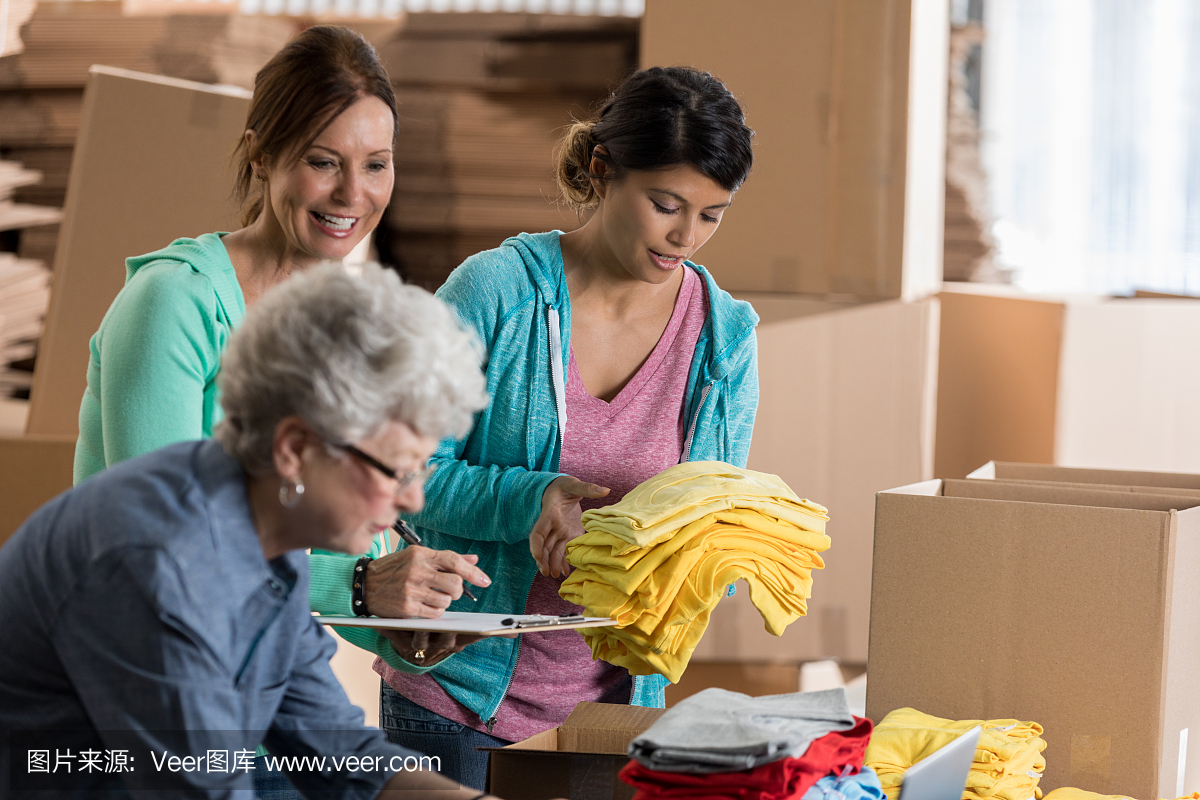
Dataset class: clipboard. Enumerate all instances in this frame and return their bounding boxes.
[314,611,615,636]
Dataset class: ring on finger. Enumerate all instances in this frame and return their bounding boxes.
[413,649,426,662]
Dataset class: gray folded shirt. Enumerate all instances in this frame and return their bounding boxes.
[628,687,856,773]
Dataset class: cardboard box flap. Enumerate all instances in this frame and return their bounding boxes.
[497,727,558,753]
[558,702,667,755]
[976,476,1200,500]
[970,460,1200,491]
[966,461,996,479]
[942,478,1200,512]
[879,478,942,496]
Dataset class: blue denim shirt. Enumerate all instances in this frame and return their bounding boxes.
[0,440,413,797]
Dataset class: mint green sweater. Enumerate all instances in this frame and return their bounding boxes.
[74,233,244,484]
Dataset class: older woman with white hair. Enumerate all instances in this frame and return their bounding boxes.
[0,263,503,799]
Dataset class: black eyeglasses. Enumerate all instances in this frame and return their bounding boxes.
[333,443,436,491]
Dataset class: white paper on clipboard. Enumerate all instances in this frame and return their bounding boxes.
[314,612,615,636]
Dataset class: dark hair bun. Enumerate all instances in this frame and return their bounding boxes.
[554,66,754,208]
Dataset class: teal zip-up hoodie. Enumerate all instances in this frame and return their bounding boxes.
[308,231,760,727]
[74,233,244,485]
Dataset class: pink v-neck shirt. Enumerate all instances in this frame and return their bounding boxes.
[376,266,709,741]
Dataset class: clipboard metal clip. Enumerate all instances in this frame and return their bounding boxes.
[503,614,587,629]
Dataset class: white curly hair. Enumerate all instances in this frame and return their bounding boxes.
[216,262,487,474]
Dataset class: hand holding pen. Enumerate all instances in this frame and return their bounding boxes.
[356,524,490,618]
[393,520,480,602]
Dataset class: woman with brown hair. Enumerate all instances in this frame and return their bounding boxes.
[71,24,490,798]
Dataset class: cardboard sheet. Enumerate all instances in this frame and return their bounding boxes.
[692,295,938,663]
[641,0,947,299]
[0,434,75,547]
[936,284,1200,478]
[26,67,250,437]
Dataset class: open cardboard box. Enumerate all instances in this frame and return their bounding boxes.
[485,702,665,800]
[868,477,1200,799]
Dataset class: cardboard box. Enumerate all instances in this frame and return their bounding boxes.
[486,702,665,800]
[26,67,250,437]
[867,478,1200,799]
[0,434,75,547]
[970,460,1200,493]
[693,295,938,664]
[936,284,1200,479]
[640,0,947,299]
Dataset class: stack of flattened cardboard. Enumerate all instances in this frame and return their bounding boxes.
[868,471,1200,799]
[0,253,51,397]
[0,155,58,398]
[152,14,300,90]
[1,0,37,58]
[0,88,83,146]
[0,4,167,87]
[374,12,637,289]
[0,1,295,272]
[0,157,60,231]
[0,2,295,89]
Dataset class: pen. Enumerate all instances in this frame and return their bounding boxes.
[392,520,478,602]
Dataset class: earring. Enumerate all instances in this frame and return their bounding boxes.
[256,174,266,183]
[279,479,304,508]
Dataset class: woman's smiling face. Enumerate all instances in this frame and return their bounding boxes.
[261,95,395,261]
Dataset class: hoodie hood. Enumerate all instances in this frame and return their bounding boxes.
[125,232,244,330]
[498,230,759,380]
[501,231,569,306]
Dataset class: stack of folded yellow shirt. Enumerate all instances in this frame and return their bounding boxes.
[864,708,1048,800]
[559,461,830,683]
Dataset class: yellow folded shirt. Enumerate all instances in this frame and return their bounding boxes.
[579,461,828,552]
[561,462,829,684]
[567,519,828,610]
[564,534,818,681]
[866,708,1047,800]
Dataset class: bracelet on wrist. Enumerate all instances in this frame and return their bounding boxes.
[352,556,373,617]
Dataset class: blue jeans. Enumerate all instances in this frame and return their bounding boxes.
[379,683,511,790]
[252,755,302,799]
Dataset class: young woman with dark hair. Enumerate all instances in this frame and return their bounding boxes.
[338,65,762,789]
